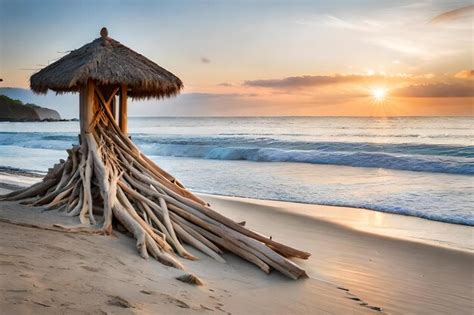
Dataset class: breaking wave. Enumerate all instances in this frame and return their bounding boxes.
[0,132,472,175]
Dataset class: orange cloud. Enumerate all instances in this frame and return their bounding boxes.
[393,83,474,97]
[217,82,233,87]
[242,72,474,99]
[243,74,394,89]
[454,70,474,79]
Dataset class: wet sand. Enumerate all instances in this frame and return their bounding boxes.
[0,174,472,314]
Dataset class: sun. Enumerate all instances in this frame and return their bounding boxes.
[372,87,387,101]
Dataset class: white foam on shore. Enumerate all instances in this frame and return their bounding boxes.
[203,194,474,254]
[0,172,41,188]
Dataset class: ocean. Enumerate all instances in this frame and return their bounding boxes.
[0,116,472,226]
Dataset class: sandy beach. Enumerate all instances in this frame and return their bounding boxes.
[0,172,472,314]
[2,1,473,314]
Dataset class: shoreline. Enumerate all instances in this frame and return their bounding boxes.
[214,192,474,227]
[201,193,473,253]
[1,166,472,226]
[0,173,473,313]
[1,169,472,252]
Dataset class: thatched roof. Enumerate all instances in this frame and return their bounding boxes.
[30,28,183,99]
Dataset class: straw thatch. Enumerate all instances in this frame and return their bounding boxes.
[30,28,183,99]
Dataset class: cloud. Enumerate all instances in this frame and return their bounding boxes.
[200,57,210,64]
[217,82,233,87]
[393,83,474,97]
[298,14,380,32]
[454,70,474,79]
[429,5,474,24]
[177,92,257,100]
[243,74,391,89]
[244,75,359,88]
[243,73,473,99]
[368,38,426,56]
[322,15,371,31]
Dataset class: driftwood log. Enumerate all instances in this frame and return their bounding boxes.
[0,88,310,280]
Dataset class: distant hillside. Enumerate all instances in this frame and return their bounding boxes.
[0,95,61,121]
[0,88,77,119]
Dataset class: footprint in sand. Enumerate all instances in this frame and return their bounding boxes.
[80,265,101,272]
[337,286,383,313]
[159,293,190,309]
[200,304,214,311]
[108,295,136,309]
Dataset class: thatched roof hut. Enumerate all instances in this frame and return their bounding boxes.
[30,27,183,100]
[5,28,310,279]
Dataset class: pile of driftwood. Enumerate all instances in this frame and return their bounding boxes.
[1,100,310,279]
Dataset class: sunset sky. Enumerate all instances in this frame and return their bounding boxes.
[0,0,473,117]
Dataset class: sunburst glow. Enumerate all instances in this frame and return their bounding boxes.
[372,88,387,101]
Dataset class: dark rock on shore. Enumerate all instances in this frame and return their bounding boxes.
[0,95,62,121]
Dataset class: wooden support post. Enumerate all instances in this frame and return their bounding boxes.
[80,80,95,137]
[119,84,128,135]
[79,86,85,140]
[111,96,116,121]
